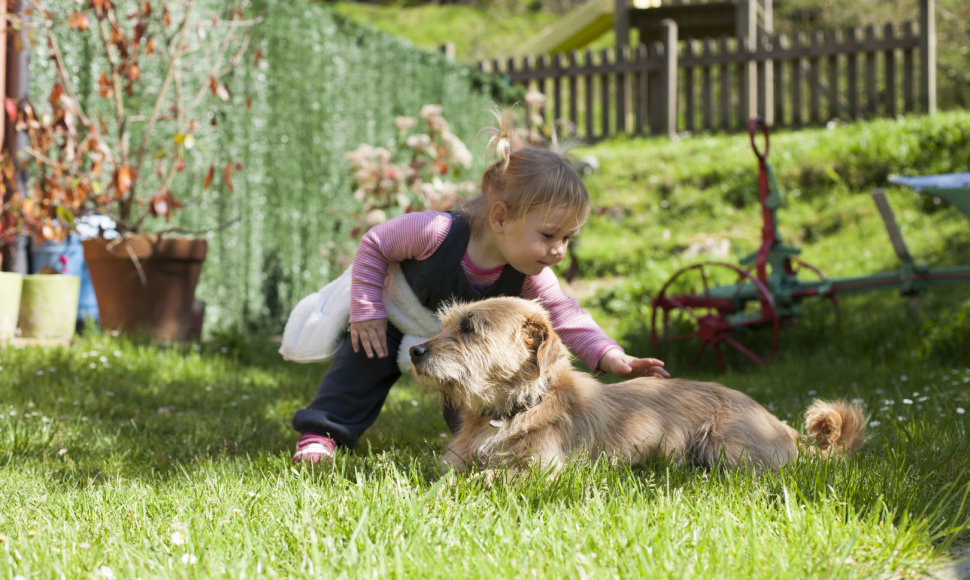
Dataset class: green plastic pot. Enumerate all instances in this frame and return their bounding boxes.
[18,274,81,342]
[0,272,23,343]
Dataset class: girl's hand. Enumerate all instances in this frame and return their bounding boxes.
[350,318,389,358]
[599,349,670,379]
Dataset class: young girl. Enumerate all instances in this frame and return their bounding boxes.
[291,124,669,464]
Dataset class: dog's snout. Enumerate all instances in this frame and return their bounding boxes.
[409,343,430,362]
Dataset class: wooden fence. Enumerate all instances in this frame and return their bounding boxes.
[477,4,936,138]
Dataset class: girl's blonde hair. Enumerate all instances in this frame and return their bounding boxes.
[464,108,591,234]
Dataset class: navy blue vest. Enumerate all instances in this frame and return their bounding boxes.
[399,212,526,311]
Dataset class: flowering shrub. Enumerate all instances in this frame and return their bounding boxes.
[517,89,552,149]
[344,105,476,237]
[9,0,256,239]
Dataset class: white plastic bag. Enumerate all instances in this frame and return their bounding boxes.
[279,264,442,373]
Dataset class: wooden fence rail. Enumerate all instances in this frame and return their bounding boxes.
[477,4,936,138]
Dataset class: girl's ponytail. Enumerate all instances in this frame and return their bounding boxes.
[482,107,515,171]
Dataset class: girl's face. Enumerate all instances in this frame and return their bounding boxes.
[498,204,582,276]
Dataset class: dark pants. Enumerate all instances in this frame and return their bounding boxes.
[291,323,461,448]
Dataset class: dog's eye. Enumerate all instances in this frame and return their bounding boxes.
[459,317,474,335]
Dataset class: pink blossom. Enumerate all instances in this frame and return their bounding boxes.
[395,116,417,132]
[525,90,547,110]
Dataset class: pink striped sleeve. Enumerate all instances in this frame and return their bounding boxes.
[521,269,621,372]
[350,211,452,322]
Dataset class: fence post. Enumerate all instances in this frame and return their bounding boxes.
[660,19,678,137]
[738,0,758,122]
[614,0,629,52]
[919,0,936,115]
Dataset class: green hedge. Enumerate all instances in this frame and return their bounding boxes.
[29,0,518,332]
[194,1,520,331]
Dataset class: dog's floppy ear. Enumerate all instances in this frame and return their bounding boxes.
[523,312,563,374]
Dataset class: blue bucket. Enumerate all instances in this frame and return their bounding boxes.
[30,235,100,324]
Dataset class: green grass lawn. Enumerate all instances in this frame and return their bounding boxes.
[1,296,968,578]
[3,112,970,578]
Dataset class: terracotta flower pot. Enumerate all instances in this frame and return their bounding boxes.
[18,274,81,343]
[0,271,23,343]
[82,235,207,342]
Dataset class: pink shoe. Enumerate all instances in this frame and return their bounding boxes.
[291,433,337,464]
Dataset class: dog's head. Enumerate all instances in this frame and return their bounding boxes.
[409,297,568,416]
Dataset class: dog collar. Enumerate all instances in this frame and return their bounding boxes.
[485,377,550,427]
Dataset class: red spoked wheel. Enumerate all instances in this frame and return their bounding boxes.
[651,262,780,373]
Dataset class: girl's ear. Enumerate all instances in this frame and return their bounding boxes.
[488,202,509,233]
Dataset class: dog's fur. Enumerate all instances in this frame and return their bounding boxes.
[409,297,866,475]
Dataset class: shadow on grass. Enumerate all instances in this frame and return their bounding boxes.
[0,332,447,485]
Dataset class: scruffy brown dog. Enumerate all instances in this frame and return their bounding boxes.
[409,297,866,475]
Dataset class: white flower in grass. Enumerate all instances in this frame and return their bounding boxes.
[958,408,966,415]
[57,448,67,456]
[868,420,881,427]
[171,531,186,546]
[94,566,114,579]
[903,399,913,405]
[181,554,198,565]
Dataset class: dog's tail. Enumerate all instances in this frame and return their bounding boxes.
[802,399,867,457]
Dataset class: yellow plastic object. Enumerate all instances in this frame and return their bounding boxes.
[517,0,615,56]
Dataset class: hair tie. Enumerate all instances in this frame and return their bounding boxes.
[497,137,511,160]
